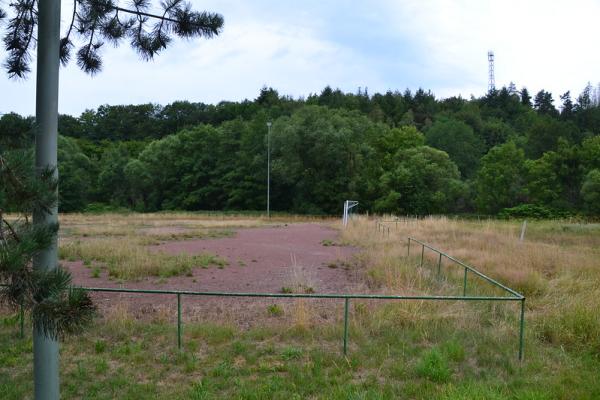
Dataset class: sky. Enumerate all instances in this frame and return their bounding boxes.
[1,0,599,116]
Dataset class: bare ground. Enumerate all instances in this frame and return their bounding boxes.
[64,223,364,327]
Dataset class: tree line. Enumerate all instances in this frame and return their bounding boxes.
[2,83,600,216]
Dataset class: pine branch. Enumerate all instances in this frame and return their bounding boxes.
[2,0,224,77]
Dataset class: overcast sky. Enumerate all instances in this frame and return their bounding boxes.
[1,0,599,116]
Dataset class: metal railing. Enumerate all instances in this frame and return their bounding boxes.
[8,237,526,361]
[406,237,525,360]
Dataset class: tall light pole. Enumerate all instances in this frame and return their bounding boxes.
[266,121,272,219]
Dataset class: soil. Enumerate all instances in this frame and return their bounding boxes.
[64,223,365,327]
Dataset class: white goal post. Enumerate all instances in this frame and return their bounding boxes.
[342,200,359,227]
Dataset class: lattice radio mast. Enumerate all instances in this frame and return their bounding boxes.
[488,51,495,92]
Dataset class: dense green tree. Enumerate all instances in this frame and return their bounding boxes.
[425,117,484,177]
[374,146,465,215]
[581,169,600,214]
[580,136,600,172]
[96,143,135,206]
[57,136,94,212]
[525,116,578,158]
[474,142,527,213]
[0,112,34,146]
[4,81,600,216]
[526,139,582,209]
[271,106,379,214]
[481,118,515,151]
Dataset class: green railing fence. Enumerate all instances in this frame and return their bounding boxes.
[406,237,526,360]
[8,233,526,361]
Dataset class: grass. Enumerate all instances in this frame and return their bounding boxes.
[3,213,600,398]
[267,304,284,317]
[60,238,227,280]
[3,300,600,399]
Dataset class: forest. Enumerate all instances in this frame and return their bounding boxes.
[2,83,600,217]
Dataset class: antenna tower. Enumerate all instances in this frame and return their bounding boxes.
[488,51,495,92]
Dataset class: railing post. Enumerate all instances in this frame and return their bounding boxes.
[19,303,24,339]
[177,294,182,350]
[437,253,442,279]
[420,244,424,267]
[463,268,468,296]
[519,298,525,361]
[343,298,349,355]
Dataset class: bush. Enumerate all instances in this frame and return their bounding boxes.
[498,204,570,220]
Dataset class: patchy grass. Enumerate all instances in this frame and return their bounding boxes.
[60,238,227,280]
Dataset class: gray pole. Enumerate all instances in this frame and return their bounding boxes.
[266,121,272,219]
[33,0,61,398]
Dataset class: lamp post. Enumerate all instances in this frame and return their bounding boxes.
[266,121,272,219]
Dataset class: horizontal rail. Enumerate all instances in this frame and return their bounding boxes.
[82,286,521,301]
[408,237,524,299]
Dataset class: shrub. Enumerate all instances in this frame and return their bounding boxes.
[498,204,570,220]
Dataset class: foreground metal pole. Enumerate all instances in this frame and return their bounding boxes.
[177,294,182,350]
[518,298,525,361]
[420,244,424,267]
[407,238,410,257]
[343,298,349,355]
[33,0,61,398]
[437,253,442,279]
[266,122,272,219]
[463,268,468,296]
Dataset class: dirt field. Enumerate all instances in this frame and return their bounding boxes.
[63,222,362,325]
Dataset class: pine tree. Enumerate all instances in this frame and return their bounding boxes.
[533,90,558,116]
[560,91,574,120]
[520,87,532,107]
[2,0,224,77]
[1,133,95,338]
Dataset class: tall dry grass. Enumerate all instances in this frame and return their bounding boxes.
[340,216,600,355]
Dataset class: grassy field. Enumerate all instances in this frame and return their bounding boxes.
[1,214,600,399]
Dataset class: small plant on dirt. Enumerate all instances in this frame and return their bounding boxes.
[321,239,335,246]
[238,260,246,267]
[94,340,106,354]
[326,262,338,269]
[281,287,293,294]
[267,304,284,317]
[91,267,101,278]
[281,346,303,360]
[415,348,451,382]
[302,286,315,294]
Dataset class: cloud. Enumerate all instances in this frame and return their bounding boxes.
[0,0,386,115]
[384,0,600,99]
[1,0,598,115]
